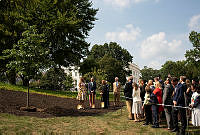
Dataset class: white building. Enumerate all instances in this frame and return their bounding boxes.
[62,66,81,89]
[62,62,140,89]
[127,62,141,83]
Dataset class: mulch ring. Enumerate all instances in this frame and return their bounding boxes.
[0,89,125,118]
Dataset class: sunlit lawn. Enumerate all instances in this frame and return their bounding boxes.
[0,108,180,135]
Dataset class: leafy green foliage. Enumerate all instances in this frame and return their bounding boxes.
[4,25,50,82]
[0,0,29,84]
[186,31,200,63]
[0,0,98,84]
[160,60,188,79]
[39,67,73,91]
[98,54,126,84]
[39,68,65,91]
[90,42,132,67]
[185,31,200,80]
[79,56,98,75]
[80,42,133,84]
[0,72,6,82]
[27,0,98,67]
[84,68,108,90]
[141,59,198,81]
[140,66,160,81]
[63,74,74,90]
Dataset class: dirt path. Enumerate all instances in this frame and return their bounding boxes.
[0,89,125,118]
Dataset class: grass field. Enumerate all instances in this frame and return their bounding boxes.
[0,107,177,135]
[1,107,200,135]
[0,82,78,98]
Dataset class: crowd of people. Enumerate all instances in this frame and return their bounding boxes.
[76,76,200,135]
[76,77,120,109]
[124,76,200,135]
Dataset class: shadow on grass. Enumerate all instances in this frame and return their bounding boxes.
[45,106,124,117]
[186,130,200,135]
[186,125,200,135]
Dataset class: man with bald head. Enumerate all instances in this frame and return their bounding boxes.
[113,77,121,107]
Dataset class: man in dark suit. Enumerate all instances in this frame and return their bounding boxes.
[124,76,133,120]
[163,78,174,130]
[172,77,187,135]
[88,78,96,108]
[140,79,146,102]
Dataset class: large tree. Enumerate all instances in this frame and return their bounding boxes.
[0,0,98,84]
[39,67,73,91]
[0,0,28,84]
[98,54,127,84]
[4,26,50,107]
[25,0,98,67]
[159,60,188,79]
[140,66,160,81]
[185,31,200,80]
[80,42,133,84]
[89,42,133,67]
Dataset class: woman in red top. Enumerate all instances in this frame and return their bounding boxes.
[153,82,164,113]
[153,81,164,125]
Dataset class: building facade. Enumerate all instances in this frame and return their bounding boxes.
[127,62,141,83]
[63,62,140,89]
[62,66,81,90]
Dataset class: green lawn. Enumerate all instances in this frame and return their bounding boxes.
[0,82,125,101]
[0,82,78,98]
[0,108,199,135]
[0,108,178,135]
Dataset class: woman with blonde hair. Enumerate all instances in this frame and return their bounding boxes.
[143,85,152,125]
[155,81,164,113]
[148,79,155,92]
[132,82,142,122]
[151,81,163,128]
[77,77,87,109]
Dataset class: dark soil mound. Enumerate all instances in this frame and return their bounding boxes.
[0,89,124,118]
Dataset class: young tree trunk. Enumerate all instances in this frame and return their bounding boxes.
[27,81,30,107]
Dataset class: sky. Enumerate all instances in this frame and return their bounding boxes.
[86,0,200,70]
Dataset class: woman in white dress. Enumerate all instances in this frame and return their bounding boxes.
[132,82,142,122]
[190,86,200,126]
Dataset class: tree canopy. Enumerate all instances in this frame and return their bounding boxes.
[89,42,133,67]
[185,31,200,80]
[0,0,98,85]
[159,60,188,79]
[4,26,50,83]
[80,42,133,84]
[140,66,160,81]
